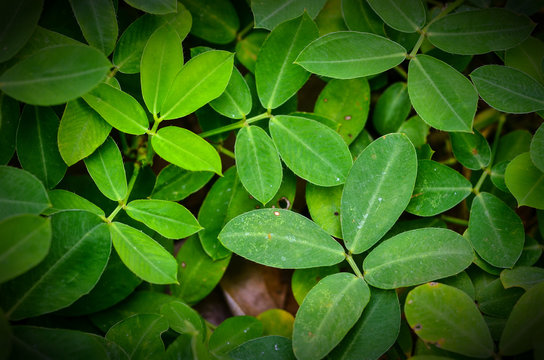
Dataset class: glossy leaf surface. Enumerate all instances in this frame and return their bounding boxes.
[450,130,491,170]
[0,0,43,62]
[366,0,425,33]
[251,0,327,30]
[505,152,544,209]
[151,165,213,201]
[70,0,118,55]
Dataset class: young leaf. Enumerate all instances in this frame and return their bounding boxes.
[0,44,111,106]
[406,160,472,217]
[125,0,176,14]
[210,67,252,119]
[292,273,370,360]
[0,94,20,165]
[366,0,425,33]
[218,208,346,269]
[291,265,340,305]
[341,0,386,35]
[125,199,202,239]
[0,215,51,284]
[229,336,294,360]
[160,50,234,120]
[0,166,50,221]
[269,115,353,186]
[0,211,110,320]
[16,106,66,189]
[372,82,411,135]
[58,99,111,166]
[84,137,127,202]
[408,54,477,132]
[235,125,282,204]
[427,8,535,55]
[82,83,149,135]
[531,123,544,172]
[341,133,417,253]
[255,13,319,110]
[152,126,221,174]
[182,0,238,44]
[209,316,263,357]
[141,24,183,116]
[150,165,213,201]
[43,189,104,216]
[69,0,118,55]
[251,0,327,30]
[450,130,491,170]
[363,228,473,289]
[295,32,406,79]
[405,283,494,358]
[109,222,178,284]
[468,192,525,268]
[505,152,544,209]
[306,184,342,238]
[0,0,43,62]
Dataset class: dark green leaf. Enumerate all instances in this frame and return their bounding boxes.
[450,130,491,170]
[501,267,544,291]
[0,0,43,63]
[477,278,523,318]
[251,0,327,30]
[306,184,342,238]
[505,37,544,84]
[0,94,19,165]
[70,0,118,55]
[372,82,411,135]
[341,0,386,36]
[531,122,544,172]
[182,0,238,44]
[229,336,294,360]
[366,0,425,33]
[505,152,544,209]
[210,316,263,357]
[515,235,542,267]
[495,129,532,164]
[438,271,476,300]
[210,67,252,119]
[160,300,204,338]
[235,31,268,73]
[490,161,509,192]
[150,165,213,201]
[125,0,176,14]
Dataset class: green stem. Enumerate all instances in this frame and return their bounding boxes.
[237,21,254,41]
[345,253,364,279]
[472,169,490,195]
[441,215,469,226]
[473,114,505,195]
[394,65,408,80]
[216,144,235,159]
[199,112,271,138]
[409,32,426,57]
[106,204,123,223]
[105,163,141,223]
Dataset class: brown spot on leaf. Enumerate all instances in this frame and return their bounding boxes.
[267,233,272,240]
[411,193,423,199]
[428,282,439,287]
[181,262,186,268]
[323,98,328,102]
[471,148,478,155]
[334,211,339,216]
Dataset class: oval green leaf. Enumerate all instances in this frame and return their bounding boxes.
[398,115,430,148]
[210,316,263,357]
[366,0,425,33]
[229,336,294,360]
[125,0,176,14]
[306,184,342,238]
[501,266,544,291]
[150,165,213,201]
[291,265,340,305]
[531,122,544,172]
[251,0,327,30]
[182,0,238,44]
[341,0,386,35]
[69,0,118,55]
[373,82,411,135]
[505,152,544,209]
[160,300,204,338]
[210,67,252,119]
[0,0,43,63]
[450,129,492,170]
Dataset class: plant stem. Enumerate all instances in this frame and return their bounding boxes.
[216,144,235,159]
[409,32,426,57]
[394,65,408,80]
[106,204,123,223]
[105,163,140,223]
[473,114,506,195]
[199,112,271,138]
[345,253,364,279]
[441,215,469,226]
[237,21,254,41]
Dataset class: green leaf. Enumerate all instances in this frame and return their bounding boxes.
[329,288,400,360]
[210,316,263,357]
[69,0,118,55]
[501,267,544,291]
[366,0,425,33]
[58,99,111,166]
[160,50,234,120]
[171,235,230,305]
[439,271,476,300]
[235,31,268,73]
[0,211,110,320]
[0,166,50,222]
[468,192,525,268]
[427,8,535,55]
[291,265,339,305]
[313,78,371,144]
[251,0,327,30]
[0,94,19,165]
[450,130,491,170]
[408,54,477,132]
[470,65,544,114]
[210,67,252,119]
[106,313,168,360]
[500,282,544,355]
[84,137,127,202]
[229,336,294,360]
[306,184,342,238]
[0,0,43,63]
[341,133,417,253]
[150,165,213,201]
[295,32,406,79]
[372,82,411,135]
[0,44,111,106]
[531,123,544,172]
[292,273,370,360]
[125,0,176,14]
[257,309,294,338]
[269,115,352,186]
[152,126,221,174]
[0,215,51,284]
[516,235,543,267]
[341,0,386,35]
[477,278,523,318]
[160,301,204,337]
[181,0,238,44]
[109,222,178,285]
[255,13,318,109]
[363,228,473,289]
[406,160,472,217]
[505,36,544,84]
[405,283,494,358]
[398,115,430,148]
[218,208,346,269]
[490,161,509,192]
[495,129,532,164]
[505,152,544,209]
[235,126,282,204]
[82,83,149,135]
[0,309,10,360]
[43,189,104,216]
[125,199,201,239]
[16,106,66,188]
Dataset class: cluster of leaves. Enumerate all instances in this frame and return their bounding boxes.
[1,0,544,359]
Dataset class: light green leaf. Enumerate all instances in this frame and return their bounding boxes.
[341,0,386,35]
[408,54,477,132]
[405,283,494,358]
[0,0,43,63]
[306,184,342,238]
[251,0,327,30]
[0,94,19,165]
[160,301,204,337]
[406,160,472,217]
[150,165,213,201]
[450,129,491,170]
[505,152,544,209]
[531,123,544,172]
[0,166,50,221]
[210,67,252,119]
[398,115,430,148]
[427,8,535,55]
[210,316,263,357]
[255,13,318,109]
[16,106,66,188]
[160,50,234,120]
[0,211,110,320]
[218,208,346,269]
[501,266,544,291]
[468,192,525,268]
[505,36,544,84]
[152,126,221,174]
[109,222,178,285]
[295,31,406,79]
[70,0,118,55]
[341,133,417,253]
[366,0,425,33]
[292,273,370,360]
[0,44,111,105]
[84,137,127,202]
[235,31,268,73]
[235,125,282,204]
[82,83,149,135]
[291,265,339,305]
[182,0,238,44]
[372,82,411,135]
[229,336,294,360]
[43,189,104,216]
[471,65,544,114]
[58,99,111,166]
[125,0,176,14]
[364,228,473,289]
[125,199,201,239]
[269,115,352,186]
[0,215,51,284]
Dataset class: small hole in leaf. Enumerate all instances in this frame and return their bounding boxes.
[278,197,290,209]
[429,282,438,287]
[255,205,260,209]
[334,211,339,216]
[414,324,422,331]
